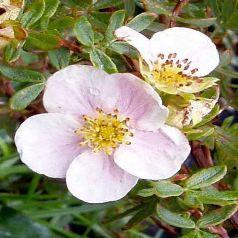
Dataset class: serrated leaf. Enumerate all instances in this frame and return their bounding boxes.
[90,48,117,73]
[21,0,46,27]
[157,205,195,228]
[106,10,125,42]
[0,65,45,82]
[127,12,157,32]
[185,166,227,189]
[74,16,94,47]
[48,47,70,70]
[197,205,238,228]
[154,180,184,198]
[10,83,45,110]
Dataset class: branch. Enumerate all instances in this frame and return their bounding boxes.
[169,0,190,27]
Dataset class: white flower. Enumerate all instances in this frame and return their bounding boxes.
[115,26,220,94]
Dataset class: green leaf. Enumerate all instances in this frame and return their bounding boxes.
[27,31,61,51]
[74,16,94,47]
[108,42,138,57]
[124,0,135,16]
[125,201,156,229]
[185,166,227,189]
[106,10,125,42]
[194,190,238,205]
[10,83,45,110]
[93,0,123,10]
[197,205,238,228]
[154,180,184,198]
[48,47,70,70]
[40,0,60,28]
[0,65,45,83]
[21,0,46,27]
[127,12,157,32]
[0,206,51,238]
[176,17,217,27]
[90,48,117,73]
[157,205,195,228]
[182,230,218,238]
[137,188,154,197]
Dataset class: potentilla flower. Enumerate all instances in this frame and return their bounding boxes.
[115,26,220,95]
[15,65,190,203]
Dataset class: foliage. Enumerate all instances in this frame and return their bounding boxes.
[0,0,238,237]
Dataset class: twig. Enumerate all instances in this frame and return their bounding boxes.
[191,141,214,168]
[150,215,177,236]
[169,0,190,27]
[60,39,81,53]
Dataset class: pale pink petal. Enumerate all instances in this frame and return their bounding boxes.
[66,151,138,203]
[149,27,219,77]
[15,113,83,178]
[43,65,119,117]
[111,73,168,131]
[114,125,190,180]
[115,26,152,65]
[44,65,168,131]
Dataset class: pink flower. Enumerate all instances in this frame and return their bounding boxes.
[15,65,190,203]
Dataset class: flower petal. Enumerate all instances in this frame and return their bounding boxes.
[150,27,219,77]
[15,113,83,178]
[114,125,190,180]
[66,151,138,203]
[43,65,114,117]
[111,73,169,131]
[115,26,152,65]
[44,64,168,131]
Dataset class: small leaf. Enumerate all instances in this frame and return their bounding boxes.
[108,42,138,57]
[0,65,45,82]
[40,0,60,28]
[10,83,45,110]
[21,0,45,27]
[185,166,227,189]
[154,180,184,198]
[93,0,123,10]
[125,201,156,229]
[90,48,117,73]
[127,12,157,32]
[74,16,94,47]
[194,190,238,205]
[27,31,61,51]
[48,47,70,70]
[137,188,154,197]
[106,10,125,42]
[182,230,218,238]
[157,205,195,228]
[197,205,238,228]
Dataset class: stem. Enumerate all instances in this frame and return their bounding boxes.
[169,0,190,27]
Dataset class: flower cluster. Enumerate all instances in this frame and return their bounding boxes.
[115,27,220,128]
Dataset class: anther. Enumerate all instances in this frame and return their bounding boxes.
[125,141,131,145]
[96,107,103,112]
[114,109,119,114]
[191,68,198,74]
[183,58,188,63]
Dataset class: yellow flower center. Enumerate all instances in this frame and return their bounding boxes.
[141,53,200,92]
[75,108,133,155]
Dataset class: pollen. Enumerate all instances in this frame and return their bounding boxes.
[75,108,133,155]
[150,53,198,89]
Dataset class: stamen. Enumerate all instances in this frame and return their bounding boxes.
[76,109,133,155]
